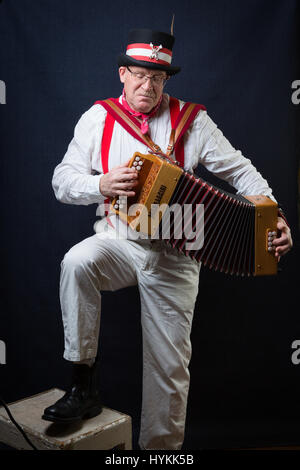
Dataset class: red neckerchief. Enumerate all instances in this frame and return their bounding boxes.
[121,89,163,135]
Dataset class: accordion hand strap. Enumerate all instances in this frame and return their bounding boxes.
[166,101,206,158]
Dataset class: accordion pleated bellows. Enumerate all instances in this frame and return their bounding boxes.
[112,153,278,276]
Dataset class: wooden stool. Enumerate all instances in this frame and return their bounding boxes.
[0,388,132,450]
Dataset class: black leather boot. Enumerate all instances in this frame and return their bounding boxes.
[42,360,103,423]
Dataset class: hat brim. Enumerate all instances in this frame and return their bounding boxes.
[117,54,181,75]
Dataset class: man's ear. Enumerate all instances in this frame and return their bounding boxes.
[119,66,126,84]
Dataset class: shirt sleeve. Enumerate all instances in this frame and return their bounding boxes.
[52,104,107,205]
[188,110,277,202]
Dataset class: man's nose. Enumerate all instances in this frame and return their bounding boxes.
[141,78,154,91]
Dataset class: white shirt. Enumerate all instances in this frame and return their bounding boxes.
[52,93,275,218]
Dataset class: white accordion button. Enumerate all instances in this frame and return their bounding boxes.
[135,156,140,161]
[133,162,138,166]
[114,204,119,209]
[136,165,141,171]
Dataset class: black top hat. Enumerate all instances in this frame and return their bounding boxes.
[117,29,181,75]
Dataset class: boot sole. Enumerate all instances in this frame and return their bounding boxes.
[41,413,82,424]
[42,405,103,424]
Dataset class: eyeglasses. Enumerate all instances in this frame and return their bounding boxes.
[126,67,169,86]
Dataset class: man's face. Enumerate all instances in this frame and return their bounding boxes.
[119,66,167,113]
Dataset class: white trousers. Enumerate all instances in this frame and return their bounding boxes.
[59,219,201,450]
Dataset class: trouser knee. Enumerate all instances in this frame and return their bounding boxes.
[61,248,97,278]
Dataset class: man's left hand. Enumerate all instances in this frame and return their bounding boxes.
[272,217,293,261]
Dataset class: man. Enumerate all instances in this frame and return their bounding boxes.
[42,29,292,450]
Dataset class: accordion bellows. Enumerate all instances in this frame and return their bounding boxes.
[112,153,278,276]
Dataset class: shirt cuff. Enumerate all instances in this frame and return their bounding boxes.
[90,174,106,203]
[278,207,289,227]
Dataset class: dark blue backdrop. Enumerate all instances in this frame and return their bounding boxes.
[0,0,299,450]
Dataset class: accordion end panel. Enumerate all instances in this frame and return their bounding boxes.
[244,195,278,276]
[111,152,183,236]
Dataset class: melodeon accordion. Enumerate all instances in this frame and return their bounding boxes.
[111,152,278,276]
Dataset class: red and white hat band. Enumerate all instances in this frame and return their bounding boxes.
[126,43,172,66]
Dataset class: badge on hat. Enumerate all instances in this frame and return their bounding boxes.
[149,43,163,61]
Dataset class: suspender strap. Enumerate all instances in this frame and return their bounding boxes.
[167,101,207,157]
[175,102,206,146]
[95,98,168,159]
[99,106,115,217]
[169,96,181,126]
[168,97,184,167]
[101,111,115,174]
[95,97,206,168]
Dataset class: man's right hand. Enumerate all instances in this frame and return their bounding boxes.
[99,159,139,197]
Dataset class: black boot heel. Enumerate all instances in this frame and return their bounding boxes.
[83,404,103,419]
